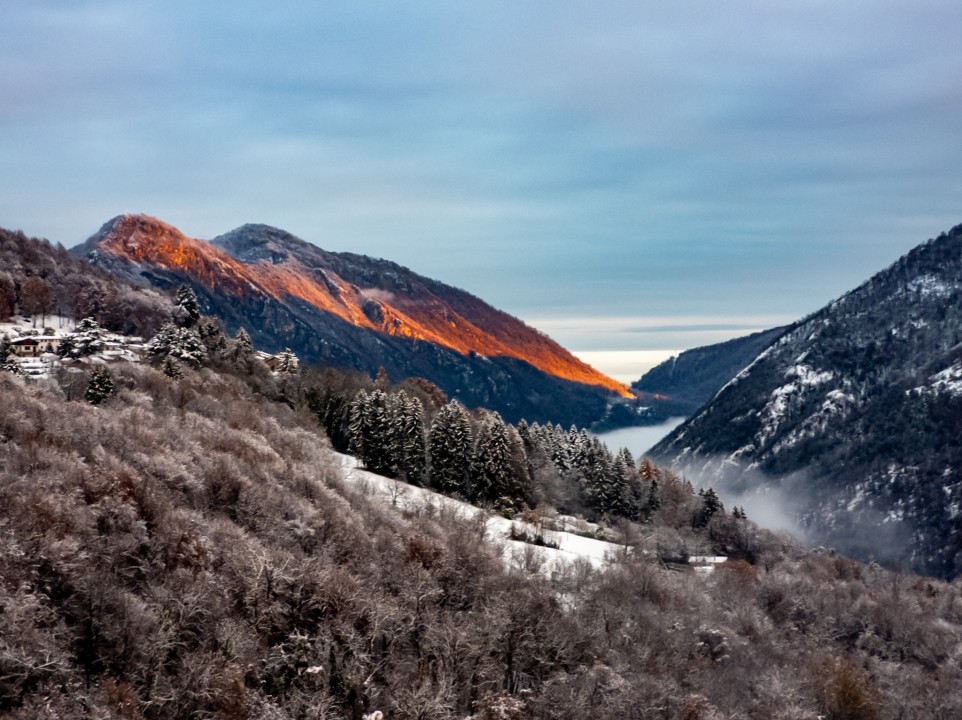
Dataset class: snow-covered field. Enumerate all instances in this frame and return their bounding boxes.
[333,452,623,572]
[0,314,77,335]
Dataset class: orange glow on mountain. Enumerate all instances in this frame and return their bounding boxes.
[98,214,631,397]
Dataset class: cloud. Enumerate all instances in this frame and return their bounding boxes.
[359,288,397,304]
[3,1,962,338]
[672,456,808,539]
[525,315,794,354]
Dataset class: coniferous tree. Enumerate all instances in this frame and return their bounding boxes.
[348,389,395,475]
[58,317,105,359]
[276,348,299,374]
[174,284,201,327]
[644,477,661,522]
[162,355,184,379]
[196,317,228,356]
[84,365,114,405]
[393,391,426,485]
[348,389,371,463]
[147,322,207,367]
[234,327,254,355]
[0,337,22,375]
[578,437,615,517]
[427,400,473,495]
[504,423,531,506]
[469,411,514,506]
[608,449,637,519]
[234,328,254,355]
[694,487,724,528]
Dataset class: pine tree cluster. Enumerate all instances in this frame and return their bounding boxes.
[346,390,731,525]
[57,317,106,359]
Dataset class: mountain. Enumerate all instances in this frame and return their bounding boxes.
[73,214,634,426]
[631,326,789,417]
[652,223,962,579]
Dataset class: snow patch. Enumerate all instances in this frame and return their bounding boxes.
[754,365,835,448]
[907,273,953,299]
[332,452,620,571]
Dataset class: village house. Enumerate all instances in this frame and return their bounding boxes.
[8,335,62,358]
[256,350,299,372]
[688,556,728,574]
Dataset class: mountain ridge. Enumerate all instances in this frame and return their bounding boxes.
[74,214,633,426]
[652,222,962,578]
[630,325,791,418]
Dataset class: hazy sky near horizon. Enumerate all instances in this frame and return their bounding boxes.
[3,1,962,378]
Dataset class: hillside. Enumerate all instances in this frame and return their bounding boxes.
[653,223,962,579]
[72,214,635,427]
[2,346,961,718]
[631,326,789,417]
[0,225,171,336]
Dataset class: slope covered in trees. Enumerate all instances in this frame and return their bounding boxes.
[654,222,962,579]
[2,330,962,719]
[632,326,789,417]
[0,226,171,336]
[72,214,640,427]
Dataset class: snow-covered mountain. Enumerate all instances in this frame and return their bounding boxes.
[652,223,962,578]
[73,214,637,427]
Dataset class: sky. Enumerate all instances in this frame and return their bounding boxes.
[3,1,962,382]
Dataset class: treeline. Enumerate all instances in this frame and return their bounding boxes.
[318,383,736,558]
[0,227,171,335]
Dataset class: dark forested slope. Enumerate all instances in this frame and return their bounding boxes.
[654,223,962,579]
[632,326,789,417]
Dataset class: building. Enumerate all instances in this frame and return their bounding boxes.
[8,336,62,358]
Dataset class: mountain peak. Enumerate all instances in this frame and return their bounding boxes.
[212,223,317,266]
[652,222,962,578]
[75,214,632,422]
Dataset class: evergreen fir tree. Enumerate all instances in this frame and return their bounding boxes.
[348,390,370,463]
[694,487,724,528]
[162,355,184,379]
[347,389,395,475]
[504,423,531,507]
[58,317,105,359]
[578,437,616,516]
[607,452,636,519]
[276,348,299,374]
[516,419,531,449]
[147,323,207,367]
[174,284,201,327]
[234,327,254,356]
[427,400,473,495]
[196,317,228,355]
[392,391,426,485]
[85,365,114,405]
[644,477,661,522]
[0,337,22,375]
[469,411,514,506]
